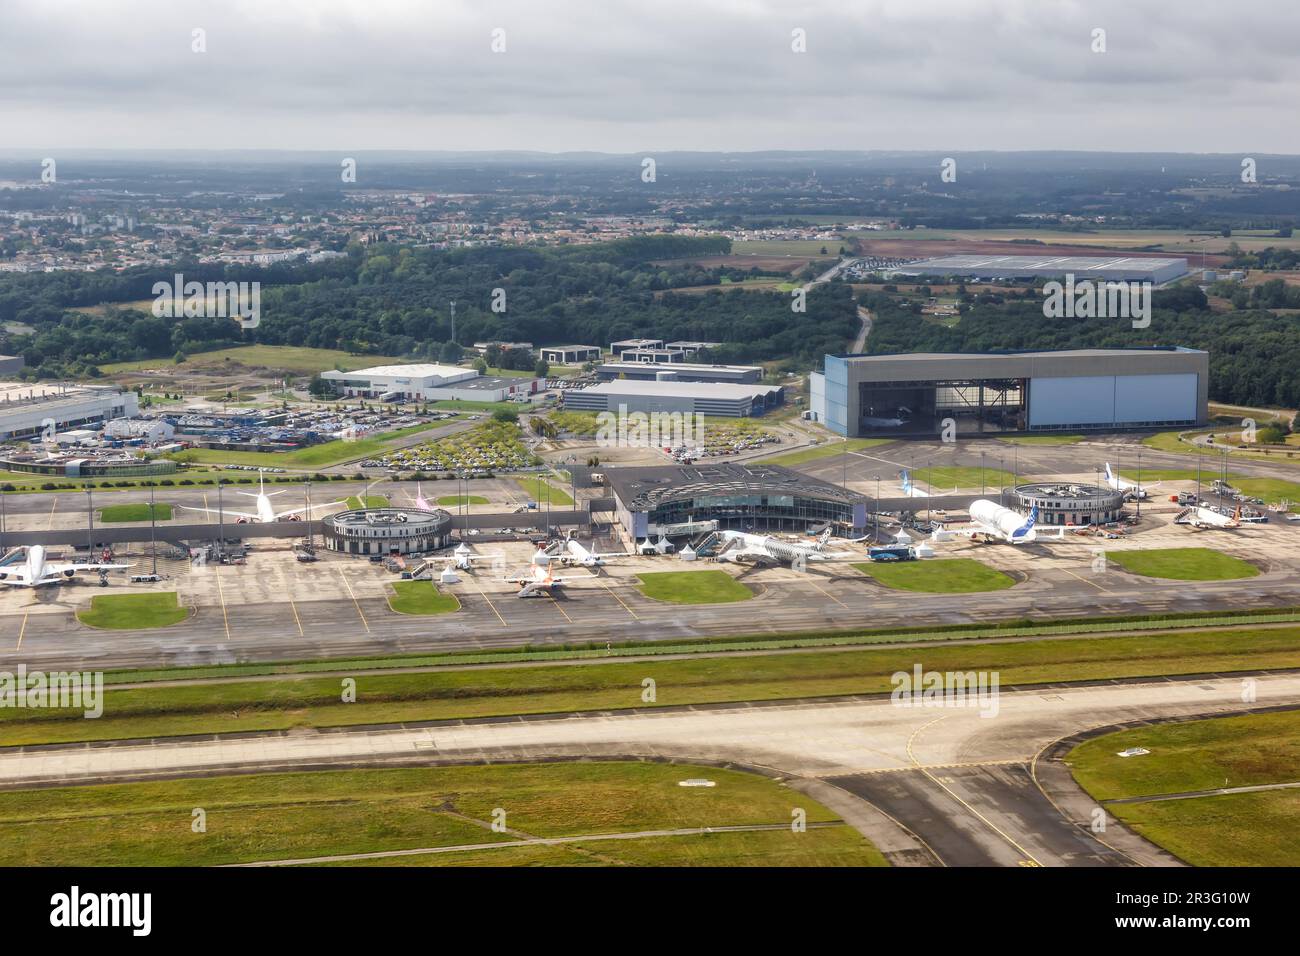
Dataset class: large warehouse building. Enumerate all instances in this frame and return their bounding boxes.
[563,379,784,418]
[0,383,138,441]
[898,254,1189,285]
[809,347,1209,436]
[595,361,764,385]
[606,462,868,537]
[321,363,540,403]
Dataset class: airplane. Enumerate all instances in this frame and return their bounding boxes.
[406,481,433,511]
[1179,503,1242,529]
[1103,463,1159,501]
[558,535,626,569]
[931,501,1055,545]
[716,528,858,567]
[0,545,129,588]
[899,469,931,498]
[179,472,344,524]
[504,561,572,598]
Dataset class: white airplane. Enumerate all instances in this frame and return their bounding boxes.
[558,536,625,568]
[0,545,129,588]
[406,481,434,511]
[899,469,931,498]
[1103,463,1159,501]
[932,501,1047,545]
[716,528,857,567]
[504,560,572,598]
[1179,503,1242,529]
[180,473,343,524]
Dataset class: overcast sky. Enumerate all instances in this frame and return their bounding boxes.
[2,0,1297,154]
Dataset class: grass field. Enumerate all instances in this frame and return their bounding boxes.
[1106,548,1259,581]
[0,762,882,867]
[436,495,489,506]
[854,558,1016,593]
[168,420,459,469]
[76,592,189,630]
[758,438,890,466]
[98,503,173,522]
[100,345,409,376]
[345,494,389,510]
[636,570,754,605]
[387,581,460,615]
[904,466,1020,492]
[1067,710,1300,866]
[5,626,1300,747]
[513,476,574,506]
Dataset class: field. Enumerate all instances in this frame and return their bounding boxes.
[758,438,890,466]
[512,476,574,506]
[387,581,460,615]
[76,592,189,630]
[345,494,389,510]
[731,240,843,257]
[1106,548,1259,581]
[0,762,881,867]
[99,345,407,376]
[1067,710,1300,866]
[98,502,173,522]
[436,495,489,506]
[636,570,754,605]
[4,626,1300,747]
[854,558,1016,593]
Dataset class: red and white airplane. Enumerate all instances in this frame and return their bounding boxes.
[505,548,572,597]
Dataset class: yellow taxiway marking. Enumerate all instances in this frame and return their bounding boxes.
[546,594,573,624]
[1061,567,1111,592]
[336,568,370,634]
[14,611,28,651]
[466,578,508,628]
[599,579,640,620]
[213,566,232,641]
[806,577,849,609]
[45,497,58,531]
[906,715,1043,867]
[289,598,304,637]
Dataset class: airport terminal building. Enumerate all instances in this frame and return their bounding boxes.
[606,462,868,537]
[321,364,540,403]
[809,347,1209,437]
[322,507,454,556]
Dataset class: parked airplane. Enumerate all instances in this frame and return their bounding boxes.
[505,561,571,597]
[932,501,1050,545]
[1103,463,1159,501]
[558,535,626,568]
[406,481,433,511]
[180,473,343,524]
[717,528,856,567]
[899,469,931,498]
[1180,503,1242,529]
[0,545,129,588]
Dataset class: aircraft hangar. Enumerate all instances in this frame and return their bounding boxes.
[809,347,1209,437]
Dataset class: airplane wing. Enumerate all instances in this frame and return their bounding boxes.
[177,504,260,521]
[273,499,346,520]
[0,569,31,586]
[44,562,131,576]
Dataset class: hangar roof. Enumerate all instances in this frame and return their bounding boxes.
[605,462,866,512]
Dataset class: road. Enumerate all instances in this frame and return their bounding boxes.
[6,673,1297,866]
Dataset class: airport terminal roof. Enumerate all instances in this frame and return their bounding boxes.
[830,346,1206,361]
[899,254,1187,274]
[605,462,866,511]
[322,363,470,379]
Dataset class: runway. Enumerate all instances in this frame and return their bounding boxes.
[5,673,1298,866]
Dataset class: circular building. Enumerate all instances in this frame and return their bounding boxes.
[1011,482,1126,527]
[323,507,453,556]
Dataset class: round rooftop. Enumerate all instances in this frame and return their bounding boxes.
[325,507,452,532]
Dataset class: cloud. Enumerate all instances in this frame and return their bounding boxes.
[1,0,1297,152]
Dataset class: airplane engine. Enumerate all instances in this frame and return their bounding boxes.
[64,569,76,577]
[0,573,8,580]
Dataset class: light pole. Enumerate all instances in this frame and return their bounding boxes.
[980,451,985,498]
[216,479,225,563]
[149,483,158,576]
[1135,449,1142,521]
[874,474,880,542]
[86,484,93,557]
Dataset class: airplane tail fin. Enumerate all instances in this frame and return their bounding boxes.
[1104,463,1114,482]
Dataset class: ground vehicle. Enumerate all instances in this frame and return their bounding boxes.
[868,545,916,562]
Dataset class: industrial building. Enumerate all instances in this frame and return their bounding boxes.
[595,361,764,385]
[898,254,1189,285]
[1011,482,1127,526]
[619,348,688,364]
[322,507,454,556]
[809,347,1208,437]
[0,383,138,441]
[605,462,868,537]
[321,364,540,403]
[538,345,601,365]
[104,417,176,442]
[562,379,784,418]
